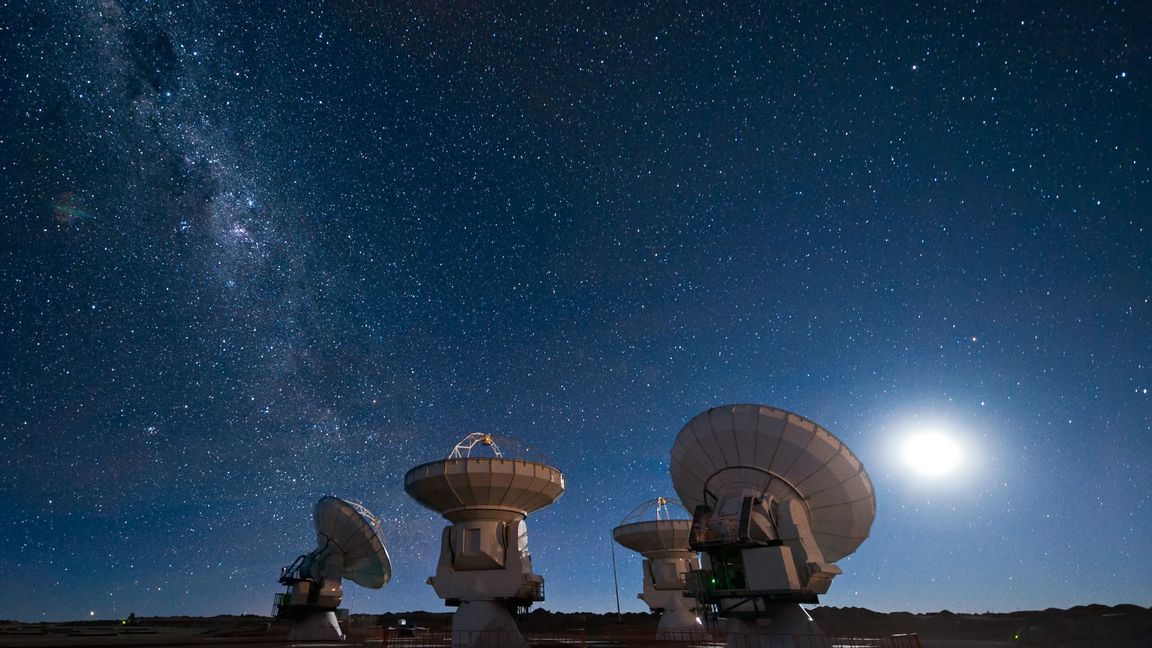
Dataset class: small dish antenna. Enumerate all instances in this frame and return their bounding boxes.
[612,498,708,641]
[405,433,564,648]
[274,496,392,641]
[670,405,875,646]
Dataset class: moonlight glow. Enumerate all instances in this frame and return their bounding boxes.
[901,432,963,478]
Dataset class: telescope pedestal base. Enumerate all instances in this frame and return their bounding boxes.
[657,606,707,640]
[451,600,527,648]
[725,605,822,648]
[288,611,344,642]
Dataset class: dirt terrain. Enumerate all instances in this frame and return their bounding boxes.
[1,604,1148,647]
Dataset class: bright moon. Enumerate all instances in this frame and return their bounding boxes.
[902,432,962,477]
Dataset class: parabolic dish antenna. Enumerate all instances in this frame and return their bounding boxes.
[612,497,694,555]
[404,433,565,648]
[670,405,876,646]
[275,496,392,641]
[612,497,706,641]
[313,496,393,587]
[670,404,874,561]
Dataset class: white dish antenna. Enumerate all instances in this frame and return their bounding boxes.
[670,405,875,644]
[612,497,694,555]
[612,498,707,641]
[313,496,393,587]
[670,404,874,561]
[275,496,392,641]
[405,433,564,648]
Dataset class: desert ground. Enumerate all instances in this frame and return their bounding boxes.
[1,605,1149,648]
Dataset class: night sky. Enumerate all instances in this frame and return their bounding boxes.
[2,0,1149,622]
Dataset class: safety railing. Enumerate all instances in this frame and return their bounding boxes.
[380,628,585,647]
[378,627,919,648]
[653,629,921,648]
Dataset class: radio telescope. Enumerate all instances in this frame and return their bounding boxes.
[670,405,875,646]
[274,496,392,641]
[405,433,565,648]
[612,497,707,640]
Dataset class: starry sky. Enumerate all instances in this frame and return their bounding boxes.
[1,0,1149,622]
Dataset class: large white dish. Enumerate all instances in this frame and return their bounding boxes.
[670,404,875,562]
[314,496,392,588]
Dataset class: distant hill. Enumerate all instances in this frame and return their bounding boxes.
[3,604,1149,647]
[810,604,1152,647]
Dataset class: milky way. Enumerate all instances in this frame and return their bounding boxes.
[1,0,1148,620]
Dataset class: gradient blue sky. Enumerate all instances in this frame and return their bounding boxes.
[1,0,1148,621]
